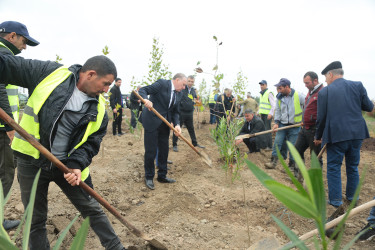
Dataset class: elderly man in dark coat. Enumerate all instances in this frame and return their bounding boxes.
[235,109,266,153]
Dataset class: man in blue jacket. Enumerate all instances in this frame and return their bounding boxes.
[315,61,374,212]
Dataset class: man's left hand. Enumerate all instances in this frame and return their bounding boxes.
[64,169,81,186]
[6,130,15,145]
[235,139,243,145]
[174,125,181,137]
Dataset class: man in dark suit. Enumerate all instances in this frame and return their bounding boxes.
[139,73,186,190]
[109,78,124,136]
[235,109,266,153]
[315,61,374,210]
[129,85,142,128]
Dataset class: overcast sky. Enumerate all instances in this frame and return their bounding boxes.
[1,0,374,99]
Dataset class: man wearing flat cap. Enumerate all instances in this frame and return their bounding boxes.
[0,20,40,230]
[315,61,374,216]
[265,78,305,170]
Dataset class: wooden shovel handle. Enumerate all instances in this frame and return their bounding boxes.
[133,90,200,155]
[0,108,147,240]
[235,123,302,140]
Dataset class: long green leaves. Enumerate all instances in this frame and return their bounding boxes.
[69,217,90,250]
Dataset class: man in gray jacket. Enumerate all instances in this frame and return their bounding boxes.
[265,78,305,169]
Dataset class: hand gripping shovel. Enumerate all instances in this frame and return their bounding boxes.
[133,90,212,167]
[0,108,167,250]
[235,123,302,140]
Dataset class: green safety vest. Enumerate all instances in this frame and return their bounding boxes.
[277,91,303,123]
[11,66,106,181]
[259,89,272,115]
[0,42,20,125]
[208,93,216,104]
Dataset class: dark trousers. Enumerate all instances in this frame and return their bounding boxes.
[294,126,323,166]
[0,131,15,197]
[17,158,124,250]
[243,138,259,153]
[130,109,140,128]
[260,114,272,148]
[144,122,170,180]
[209,104,216,124]
[173,112,197,147]
[112,108,122,135]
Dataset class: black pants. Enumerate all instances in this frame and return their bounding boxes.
[294,126,323,166]
[144,122,170,180]
[260,114,272,148]
[173,112,197,147]
[112,108,122,135]
[130,108,141,128]
[243,137,259,153]
[0,131,16,197]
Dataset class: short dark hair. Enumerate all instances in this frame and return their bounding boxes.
[303,71,318,81]
[115,78,121,82]
[188,75,195,80]
[172,73,186,80]
[81,55,117,79]
[244,109,254,114]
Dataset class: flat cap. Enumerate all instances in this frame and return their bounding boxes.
[321,61,342,75]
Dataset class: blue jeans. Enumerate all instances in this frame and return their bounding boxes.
[271,124,300,161]
[367,197,375,225]
[209,104,216,124]
[17,158,124,250]
[326,139,362,207]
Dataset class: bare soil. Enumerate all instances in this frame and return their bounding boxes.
[5,109,375,249]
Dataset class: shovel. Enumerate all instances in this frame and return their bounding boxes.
[133,90,212,167]
[0,108,167,250]
[235,123,302,140]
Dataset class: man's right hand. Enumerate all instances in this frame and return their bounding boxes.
[6,130,15,145]
[267,114,273,120]
[113,108,117,114]
[144,99,153,110]
[272,124,279,132]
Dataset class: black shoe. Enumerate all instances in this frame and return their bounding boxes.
[157,177,176,183]
[145,178,154,190]
[195,144,205,149]
[356,223,375,241]
[3,219,20,230]
[167,160,173,164]
[173,146,178,152]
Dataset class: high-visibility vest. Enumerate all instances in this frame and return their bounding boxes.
[259,89,272,115]
[277,91,303,123]
[208,93,216,104]
[11,66,106,181]
[0,41,20,125]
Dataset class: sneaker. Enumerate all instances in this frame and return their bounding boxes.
[264,147,272,152]
[173,146,178,152]
[195,144,205,149]
[356,223,375,241]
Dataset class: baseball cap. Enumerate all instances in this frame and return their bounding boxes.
[274,78,291,87]
[0,21,39,46]
[259,80,267,85]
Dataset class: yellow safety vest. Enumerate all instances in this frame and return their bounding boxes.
[277,91,303,123]
[259,89,272,115]
[0,42,20,125]
[208,93,216,104]
[11,66,106,181]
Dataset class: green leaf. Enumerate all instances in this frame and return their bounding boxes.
[0,235,18,250]
[272,215,308,250]
[213,36,217,41]
[53,214,79,250]
[212,64,218,71]
[69,217,90,250]
[265,181,318,219]
[23,169,41,250]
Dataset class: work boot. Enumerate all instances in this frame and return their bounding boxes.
[325,199,354,239]
[265,156,277,169]
[173,146,178,152]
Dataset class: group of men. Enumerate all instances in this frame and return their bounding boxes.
[232,63,374,240]
[0,19,375,249]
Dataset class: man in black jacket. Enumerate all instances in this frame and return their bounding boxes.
[138,73,185,190]
[216,88,236,125]
[172,75,204,152]
[109,78,124,136]
[0,54,126,250]
[235,109,266,153]
[0,20,39,230]
[129,85,142,128]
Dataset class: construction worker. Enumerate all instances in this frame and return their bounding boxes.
[258,80,275,150]
[0,20,40,230]
[208,90,217,124]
